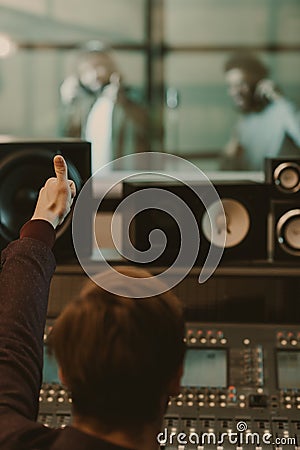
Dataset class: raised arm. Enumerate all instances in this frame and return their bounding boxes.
[0,155,75,423]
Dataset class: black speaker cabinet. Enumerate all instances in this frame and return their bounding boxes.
[265,157,300,261]
[122,179,269,267]
[0,139,91,262]
[271,201,300,261]
[265,157,300,197]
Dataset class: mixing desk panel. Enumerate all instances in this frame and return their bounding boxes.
[39,322,300,448]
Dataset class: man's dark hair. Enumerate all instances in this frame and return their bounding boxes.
[224,53,269,83]
[50,266,185,430]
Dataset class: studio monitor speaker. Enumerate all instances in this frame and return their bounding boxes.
[265,157,300,197]
[265,157,300,261]
[271,201,300,261]
[122,179,268,267]
[200,182,268,263]
[0,139,91,262]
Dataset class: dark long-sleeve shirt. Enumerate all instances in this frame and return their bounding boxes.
[0,220,131,450]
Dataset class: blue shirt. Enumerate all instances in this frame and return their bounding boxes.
[236,97,300,170]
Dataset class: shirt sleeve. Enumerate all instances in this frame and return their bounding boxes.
[0,221,56,422]
[20,219,56,249]
[277,97,300,147]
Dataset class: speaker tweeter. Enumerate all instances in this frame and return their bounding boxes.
[265,157,300,196]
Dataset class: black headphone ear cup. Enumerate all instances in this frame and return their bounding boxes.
[0,140,91,262]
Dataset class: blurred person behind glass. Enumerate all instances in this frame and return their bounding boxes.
[221,53,300,171]
[59,41,149,172]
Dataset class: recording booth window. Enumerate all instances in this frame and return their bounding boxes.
[0,1,299,172]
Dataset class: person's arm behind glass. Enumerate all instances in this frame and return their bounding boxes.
[220,134,244,170]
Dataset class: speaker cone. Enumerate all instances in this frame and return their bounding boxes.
[273,162,300,193]
[202,198,250,248]
[0,148,81,242]
[276,209,300,256]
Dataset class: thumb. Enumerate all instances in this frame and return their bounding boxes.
[54,154,68,181]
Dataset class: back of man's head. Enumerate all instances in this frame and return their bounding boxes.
[50,266,185,430]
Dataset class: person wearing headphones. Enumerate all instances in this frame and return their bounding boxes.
[59,42,149,172]
[221,53,300,170]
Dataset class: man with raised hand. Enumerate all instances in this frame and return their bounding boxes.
[0,154,185,450]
